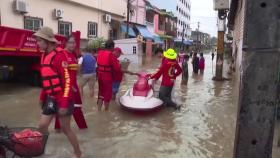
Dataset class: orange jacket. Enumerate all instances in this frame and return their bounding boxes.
[40,47,72,108]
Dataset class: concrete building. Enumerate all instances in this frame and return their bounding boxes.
[148,0,191,40]
[191,31,211,50]
[145,2,177,50]
[175,0,191,40]
[0,0,127,47]
[129,0,146,26]
[227,0,246,76]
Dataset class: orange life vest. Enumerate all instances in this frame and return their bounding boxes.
[97,50,112,73]
[40,48,66,94]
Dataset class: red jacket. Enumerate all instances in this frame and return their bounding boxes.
[97,50,121,81]
[111,55,123,82]
[67,51,78,83]
[40,49,73,109]
[66,51,82,104]
[151,58,182,87]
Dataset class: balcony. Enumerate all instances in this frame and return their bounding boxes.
[165,24,171,32]
[156,26,165,35]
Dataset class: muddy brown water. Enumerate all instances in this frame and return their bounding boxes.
[0,54,279,158]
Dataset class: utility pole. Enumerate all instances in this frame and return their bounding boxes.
[126,0,130,38]
[196,22,200,51]
[213,11,226,81]
[233,1,280,158]
[181,22,185,50]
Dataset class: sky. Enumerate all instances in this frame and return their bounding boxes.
[190,0,217,37]
[149,0,218,37]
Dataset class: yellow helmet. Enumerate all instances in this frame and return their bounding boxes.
[163,48,177,60]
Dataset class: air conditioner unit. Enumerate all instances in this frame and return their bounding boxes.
[213,0,230,10]
[103,14,112,23]
[53,9,63,19]
[14,0,28,14]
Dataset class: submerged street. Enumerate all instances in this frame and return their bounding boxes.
[0,54,278,158]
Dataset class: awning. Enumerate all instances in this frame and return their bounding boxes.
[135,25,154,39]
[158,34,174,40]
[174,38,183,42]
[184,40,193,46]
[153,35,164,44]
[120,24,136,37]
[174,39,193,46]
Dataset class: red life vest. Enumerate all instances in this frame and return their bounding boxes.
[40,48,67,94]
[97,50,112,73]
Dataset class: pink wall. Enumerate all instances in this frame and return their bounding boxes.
[154,14,159,32]
[130,0,146,25]
[154,14,164,35]
[146,39,153,56]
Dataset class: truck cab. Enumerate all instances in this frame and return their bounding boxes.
[0,26,80,86]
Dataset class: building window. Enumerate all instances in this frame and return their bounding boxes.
[24,16,43,31]
[177,6,178,11]
[58,21,72,36]
[88,22,98,38]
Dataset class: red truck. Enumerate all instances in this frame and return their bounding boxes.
[0,26,80,86]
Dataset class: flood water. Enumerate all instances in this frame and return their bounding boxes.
[0,53,279,158]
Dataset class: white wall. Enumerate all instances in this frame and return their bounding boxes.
[66,0,127,17]
[176,0,191,39]
[114,38,142,55]
[0,0,126,40]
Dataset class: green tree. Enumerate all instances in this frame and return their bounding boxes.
[87,37,105,51]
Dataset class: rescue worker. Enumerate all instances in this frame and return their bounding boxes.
[96,40,121,111]
[149,48,182,110]
[54,35,88,130]
[111,47,136,100]
[34,27,82,158]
